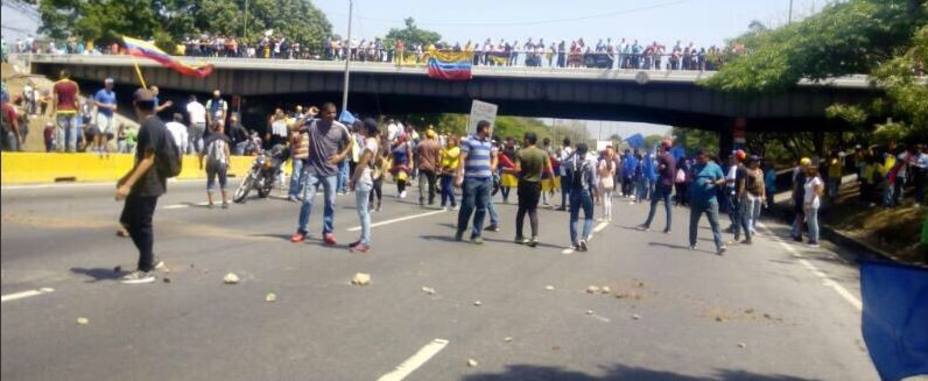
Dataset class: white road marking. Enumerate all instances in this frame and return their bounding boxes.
[758,223,863,311]
[347,210,446,232]
[2,178,200,190]
[163,204,189,210]
[377,338,449,381]
[561,222,609,254]
[1,287,55,303]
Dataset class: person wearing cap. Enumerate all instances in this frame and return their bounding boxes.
[791,157,812,241]
[731,149,752,243]
[165,112,189,155]
[639,140,676,233]
[416,129,441,207]
[115,88,170,284]
[724,150,746,235]
[348,118,381,253]
[93,78,118,156]
[688,150,728,255]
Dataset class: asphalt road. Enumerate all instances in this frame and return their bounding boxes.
[1,178,878,381]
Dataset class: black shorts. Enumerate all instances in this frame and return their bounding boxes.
[518,181,542,209]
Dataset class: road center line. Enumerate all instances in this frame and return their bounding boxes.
[1,287,55,303]
[758,223,863,311]
[347,210,446,232]
[376,338,449,381]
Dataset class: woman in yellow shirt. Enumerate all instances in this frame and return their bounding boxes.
[439,135,461,210]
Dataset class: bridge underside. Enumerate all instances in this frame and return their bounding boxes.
[34,61,876,136]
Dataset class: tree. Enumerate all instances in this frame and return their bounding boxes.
[38,0,332,49]
[608,134,622,142]
[705,0,926,94]
[384,18,441,48]
[643,134,665,150]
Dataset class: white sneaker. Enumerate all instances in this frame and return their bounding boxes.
[121,270,155,284]
[400,191,407,199]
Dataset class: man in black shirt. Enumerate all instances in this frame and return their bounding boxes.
[116,88,168,284]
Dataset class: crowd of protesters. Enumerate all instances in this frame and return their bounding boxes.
[5,32,736,72]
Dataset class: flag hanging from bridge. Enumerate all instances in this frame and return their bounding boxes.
[122,36,214,78]
[426,49,473,81]
[860,260,928,381]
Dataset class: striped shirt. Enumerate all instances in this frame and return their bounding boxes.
[461,134,494,179]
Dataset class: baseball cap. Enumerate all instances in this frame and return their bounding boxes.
[734,149,747,161]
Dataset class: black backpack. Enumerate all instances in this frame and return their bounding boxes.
[570,156,585,188]
[157,126,183,178]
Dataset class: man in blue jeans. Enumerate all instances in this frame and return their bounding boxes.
[566,143,598,251]
[557,137,573,211]
[455,120,497,244]
[639,141,676,233]
[689,150,728,255]
[290,102,351,246]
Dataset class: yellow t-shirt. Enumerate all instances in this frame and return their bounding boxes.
[882,155,896,176]
[828,158,843,178]
[440,146,461,172]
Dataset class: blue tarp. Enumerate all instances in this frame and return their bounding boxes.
[860,260,928,381]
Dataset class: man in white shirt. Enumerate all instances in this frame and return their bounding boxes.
[387,119,403,142]
[166,113,189,155]
[186,94,206,154]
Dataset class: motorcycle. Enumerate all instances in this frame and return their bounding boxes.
[233,144,289,203]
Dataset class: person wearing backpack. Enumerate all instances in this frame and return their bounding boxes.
[565,143,599,252]
[200,121,232,209]
[115,88,173,285]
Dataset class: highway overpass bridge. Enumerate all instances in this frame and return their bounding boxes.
[24,54,882,152]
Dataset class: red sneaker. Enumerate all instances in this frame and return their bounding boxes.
[290,232,306,243]
[323,233,337,246]
[350,243,370,253]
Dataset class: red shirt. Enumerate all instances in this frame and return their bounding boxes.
[53,80,79,113]
[2,102,17,127]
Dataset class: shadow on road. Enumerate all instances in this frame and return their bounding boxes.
[461,363,821,381]
[648,242,716,255]
[482,236,564,250]
[70,267,122,283]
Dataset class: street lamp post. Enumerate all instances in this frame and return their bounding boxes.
[243,0,249,40]
[341,0,353,114]
[788,0,794,24]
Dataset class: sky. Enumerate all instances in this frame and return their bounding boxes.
[313,0,825,139]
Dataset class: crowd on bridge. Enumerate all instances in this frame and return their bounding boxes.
[3,32,737,72]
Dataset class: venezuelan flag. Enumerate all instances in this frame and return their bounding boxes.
[425,49,473,81]
[122,36,214,78]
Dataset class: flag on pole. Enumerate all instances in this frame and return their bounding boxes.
[860,260,928,381]
[122,36,214,78]
[625,133,645,149]
[426,49,473,81]
[339,110,357,125]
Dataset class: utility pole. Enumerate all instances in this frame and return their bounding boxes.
[243,0,249,40]
[341,0,353,114]
[788,0,794,24]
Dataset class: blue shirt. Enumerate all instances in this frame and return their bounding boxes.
[642,153,658,181]
[690,161,725,204]
[461,134,493,179]
[622,155,639,179]
[94,89,116,117]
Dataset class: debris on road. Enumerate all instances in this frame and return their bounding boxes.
[600,286,612,294]
[586,285,600,294]
[467,359,479,367]
[632,314,641,320]
[76,317,89,325]
[715,316,725,322]
[163,277,171,284]
[223,273,240,284]
[504,337,513,342]
[744,308,755,314]
[545,285,555,291]
[473,300,482,307]
[421,286,436,295]
[586,310,594,315]
[738,342,747,349]
[265,292,277,302]
[351,273,371,286]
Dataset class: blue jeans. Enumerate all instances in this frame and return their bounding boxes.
[487,198,499,226]
[355,182,372,244]
[440,174,457,207]
[569,190,594,244]
[289,159,304,198]
[297,174,337,235]
[56,114,79,152]
[804,205,820,244]
[457,177,491,238]
[643,183,673,231]
[337,160,350,193]
[689,200,723,250]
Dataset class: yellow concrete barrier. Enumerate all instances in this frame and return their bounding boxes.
[1,152,254,185]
